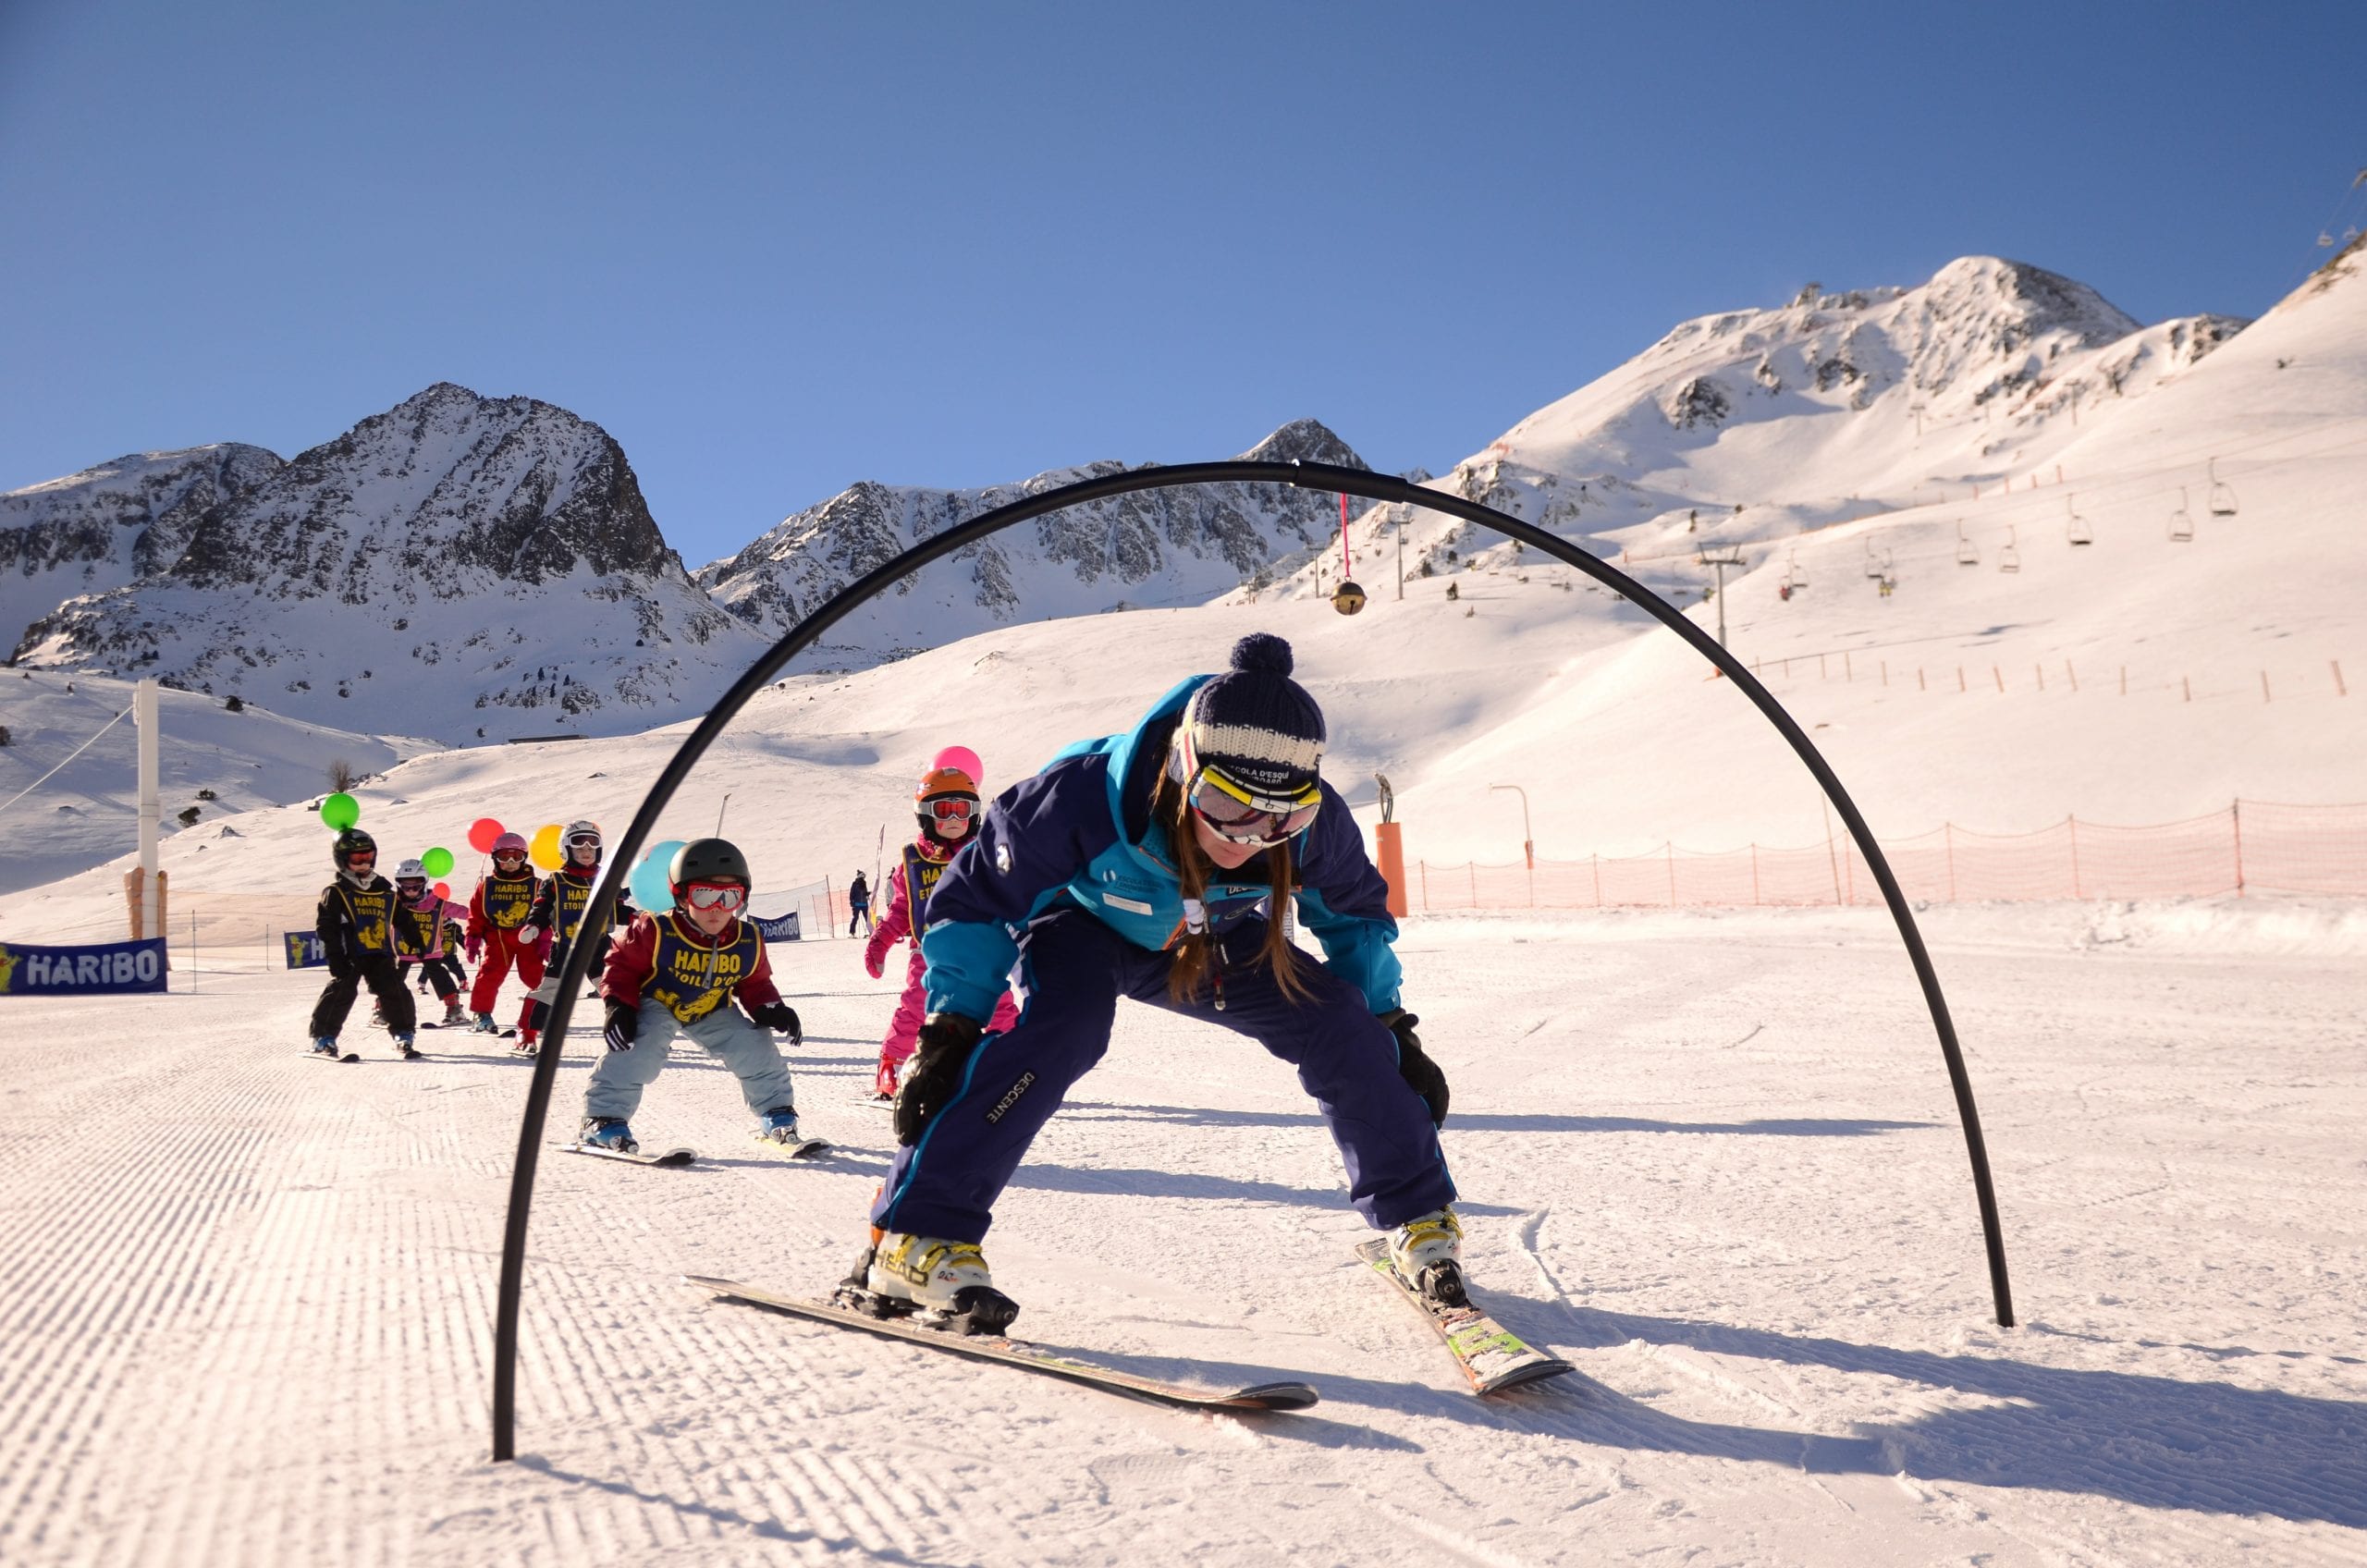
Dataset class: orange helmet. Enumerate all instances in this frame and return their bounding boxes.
[915,766,978,802]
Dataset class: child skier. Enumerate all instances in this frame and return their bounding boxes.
[861,757,1020,1101]
[310,827,421,1059]
[857,635,1455,1332]
[518,820,633,1054]
[391,859,468,1027]
[580,838,807,1152]
[464,831,541,1035]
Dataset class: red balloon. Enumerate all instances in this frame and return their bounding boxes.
[433,881,451,900]
[467,816,506,853]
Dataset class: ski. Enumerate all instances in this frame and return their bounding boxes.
[1354,1238,1573,1395]
[753,1133,833,1160]
[303,1049,362,1064]
[556,1142,696,1168]
[682,1274,1318,1413]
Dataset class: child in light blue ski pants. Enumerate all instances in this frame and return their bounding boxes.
[585,1000,795,1122]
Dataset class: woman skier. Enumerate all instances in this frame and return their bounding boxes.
[579,838,807,1154]
[518,820,633,1054]
[309,827,420,1060]
[464,831,541,1035]
[853,635,1455,1332]
[861,753,1020,1102]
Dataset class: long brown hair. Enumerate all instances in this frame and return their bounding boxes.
[1156,772,1310,1006]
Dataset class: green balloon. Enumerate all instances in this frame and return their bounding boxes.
[320,792,360,830]
[422,846,454,877]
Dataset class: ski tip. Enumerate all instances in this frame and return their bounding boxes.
[1225,1382,1322,1411]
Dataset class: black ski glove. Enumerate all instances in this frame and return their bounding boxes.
[895,1012,984,1145]
[748,1000,802,1042]
[602,1000,638,1053]
[1380,1009,1448,1128]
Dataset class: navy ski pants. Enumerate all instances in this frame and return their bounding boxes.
[871,907,1453,1243]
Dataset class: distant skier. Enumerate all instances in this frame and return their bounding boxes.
[309,827,420,1059]
[517,820,633,1054]
[854,635,1455,1331]
[862,755,1020,1102]
[390,858,468,1027]
[580,838,806,1154]
[464,831,541,1035]
[847,870,873,936]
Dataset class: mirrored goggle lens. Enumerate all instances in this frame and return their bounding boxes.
[494,850,525,863]
[398,879,425,891]
[566,834,601,849]
[684,882,746,910]
[1189,769,1319,834]
[928,798,976,822]
[349,851,376,864]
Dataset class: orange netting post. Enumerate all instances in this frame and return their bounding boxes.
[1375,822,1410,918]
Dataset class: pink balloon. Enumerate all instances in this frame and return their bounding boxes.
[933,745,985,788]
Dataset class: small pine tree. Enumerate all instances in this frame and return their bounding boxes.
[224,693,245,712]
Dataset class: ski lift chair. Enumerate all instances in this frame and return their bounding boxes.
[2168,486,2195,543]
[2206,459,2238,518]
[1999,524,2021,573]
[1955,521,1979,566]
[1786,549,1809,591]
[1864,541,1886,579]
[2066,496,2093,547]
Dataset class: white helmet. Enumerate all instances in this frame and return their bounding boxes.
[563,819,603,845]
[395,858,428,881]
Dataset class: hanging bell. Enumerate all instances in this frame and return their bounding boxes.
[1331,579,1367,616]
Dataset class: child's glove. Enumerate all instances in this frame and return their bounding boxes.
[748,1000,802,1043]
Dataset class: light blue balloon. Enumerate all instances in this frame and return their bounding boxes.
[630,840,687,912]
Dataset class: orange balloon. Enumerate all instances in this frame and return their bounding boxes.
[528,823,565,870]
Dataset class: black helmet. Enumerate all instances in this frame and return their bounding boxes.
[332,827,378,871]
[668,838,751,894]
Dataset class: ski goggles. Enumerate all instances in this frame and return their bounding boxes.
[681,881,747,911]
[492,850,526,865]
[1186,764,1321,847]
[925,797,977,823]
[347,851,377,866]
[397,878,426,894]
[566,832,602,851]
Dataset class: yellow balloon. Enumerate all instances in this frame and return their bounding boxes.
[528,823,565,870]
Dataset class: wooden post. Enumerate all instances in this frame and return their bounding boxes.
[1944,822,1957,902]
[2067,660,2079,692]
[1664,843,1676,907]
[2335,660,2349,697]
[2067,816,2083,900]
[1750,843,1760,905]
[1994,665,2005,692]
[2231,802,2245,897]
[2183,676,2192,703]
[1958,666,1968,692]
[2261,670,2272,704]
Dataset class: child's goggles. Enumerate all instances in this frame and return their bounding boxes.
[1186,764,1321,847]
[926,797,976,823]
[566,832,602,851]
[681,881,747,912]
[493,850,526,865]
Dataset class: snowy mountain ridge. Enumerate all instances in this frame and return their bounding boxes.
[9,384,769,744]
[695,418,1371,661]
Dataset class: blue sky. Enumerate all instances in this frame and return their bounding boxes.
[3,1,2360,564]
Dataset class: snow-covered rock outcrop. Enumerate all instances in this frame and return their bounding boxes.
[1,444,282,652]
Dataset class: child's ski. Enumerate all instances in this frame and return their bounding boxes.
[555,1142,696,1168]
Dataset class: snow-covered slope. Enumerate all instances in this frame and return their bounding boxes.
[9,385,767,745]
[0,443,281,654]
[0,668,416,896]
[697,419,1371,666]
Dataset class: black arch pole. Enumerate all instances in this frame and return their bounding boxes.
[490,459,2012,1460]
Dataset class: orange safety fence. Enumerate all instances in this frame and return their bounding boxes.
[1406,800,2367,911]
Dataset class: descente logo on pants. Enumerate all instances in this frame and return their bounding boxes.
[984,1072,1036,1124]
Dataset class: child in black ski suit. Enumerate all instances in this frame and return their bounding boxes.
[310,827,418,1054]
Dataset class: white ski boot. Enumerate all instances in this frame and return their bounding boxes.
[865,1232,1019,1333]
[1386,1206,1467,1306]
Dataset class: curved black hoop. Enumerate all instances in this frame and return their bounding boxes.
[490,459,2014,1460]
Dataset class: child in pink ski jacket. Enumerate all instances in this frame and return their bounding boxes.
[864,755,1020,1098]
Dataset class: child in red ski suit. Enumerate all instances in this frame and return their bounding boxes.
[863,762,1019,1098]
[464,831,543,1035]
